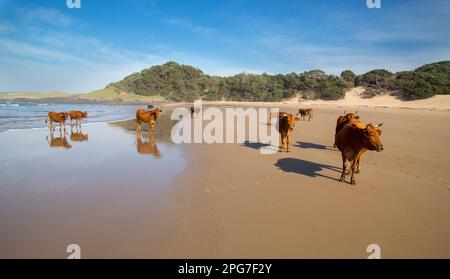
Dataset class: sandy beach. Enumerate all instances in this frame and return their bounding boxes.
[0,105,449,258]
[168,106,450,258]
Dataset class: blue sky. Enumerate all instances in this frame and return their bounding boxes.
[0,0,449,93]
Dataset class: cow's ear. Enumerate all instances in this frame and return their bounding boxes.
[377,129,382,136]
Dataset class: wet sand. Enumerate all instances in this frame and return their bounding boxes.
[0,106,449,258]
[0,121,186,258]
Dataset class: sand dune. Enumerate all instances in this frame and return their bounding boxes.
[300,87,450,110]
[200,87,450,111]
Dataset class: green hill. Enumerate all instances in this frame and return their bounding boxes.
[105,60,450,101]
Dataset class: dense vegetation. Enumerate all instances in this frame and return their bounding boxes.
[110,61,450,102]
[354,62,450,100]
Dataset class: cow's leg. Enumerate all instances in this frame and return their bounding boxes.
[150,122,155,134]
[279,135,283,152]
[135,119,141,133]
[339,153,347,182]
[350,159,358,185]
[49,120,53,130]
[355,157,361,174]
[279,134,286,152]
[286,132,291,152]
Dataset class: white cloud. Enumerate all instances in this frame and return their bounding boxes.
[0,37,86,62]
[19,7,73,27]
[0,52,164,93]
[164,17,214,35]
[0,30,166,92]
[257,34,450,75]
[0,21,14,34]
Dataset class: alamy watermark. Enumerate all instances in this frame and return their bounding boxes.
[367,244,381,259]
[367,0,381,9]
[66,0,81,9]
[66,243,81,259]
[171,100,280,154]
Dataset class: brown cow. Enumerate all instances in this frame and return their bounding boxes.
[297,108,313,121]
[69,110,88,127]
[46,130,72,149]
[269,111,288,118]
[45,112,68,130]
[335,122,384,185]
[278,113,299,152]
[135,108,163,133]
[136,132,161,158]
[333,111,360,147]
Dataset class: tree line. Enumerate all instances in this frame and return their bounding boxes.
[109,61,450,102]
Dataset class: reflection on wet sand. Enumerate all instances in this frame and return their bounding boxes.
[70,126,89,142]
[46,129,72,149]
[0,121,187,258]
[136,132,161,158]
[109,109,175,144]
[110,110,176,159]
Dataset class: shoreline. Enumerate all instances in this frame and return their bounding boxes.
[3,90,450,111]
[2,99,450,111]
[3,98,449,134]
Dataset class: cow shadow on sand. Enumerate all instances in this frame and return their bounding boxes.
[241,141,273,150]
[294,141,335,151]
[275,158,341,181]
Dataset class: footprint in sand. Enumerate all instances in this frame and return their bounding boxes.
[227,183,235,189]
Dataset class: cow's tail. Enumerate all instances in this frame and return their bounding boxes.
[44,118,48,123]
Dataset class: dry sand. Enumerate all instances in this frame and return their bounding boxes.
[166,106,450,258]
